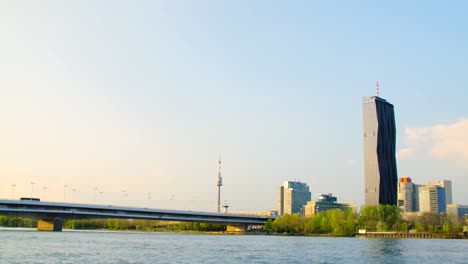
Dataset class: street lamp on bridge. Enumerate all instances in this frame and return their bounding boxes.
[72,189,77,202]
[63,185,68,201]
[30,182,35,197]
[93,187,98,203]
[11,184,16,199]
[147,192,151,207]
[42,186,47,201]
[99,191,103,203]
[122,190,128,205]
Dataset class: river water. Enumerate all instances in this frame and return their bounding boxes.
[0,228,466,263]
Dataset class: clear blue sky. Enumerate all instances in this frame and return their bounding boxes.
[1,1,467,212]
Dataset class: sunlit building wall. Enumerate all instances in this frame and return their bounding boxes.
[277,186,284,216]
[428,180,452,205]
[419,185,446,213]
[397,177,414,212]
[447,204,468,220]
[277,181,311,215]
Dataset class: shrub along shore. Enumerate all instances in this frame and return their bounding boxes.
[266,205,465,237]
[0,205,465,237]
[0,216,226,232]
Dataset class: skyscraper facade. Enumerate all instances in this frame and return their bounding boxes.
[419,185,446,213]
[428,180,452,205]
[277,185,284,216]
[362,96,398,205]
[398,177,414,212]
[277,181,311,215]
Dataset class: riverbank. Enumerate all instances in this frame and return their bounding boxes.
[355,231,467,239]
[1,226,466,239]
[261,231,467,239]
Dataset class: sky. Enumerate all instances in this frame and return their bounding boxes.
[0,1,467,212]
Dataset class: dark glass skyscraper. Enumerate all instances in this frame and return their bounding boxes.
[362,96,398,205]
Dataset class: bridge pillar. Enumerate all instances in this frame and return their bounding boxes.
[37,217,62,232]
[227,224,246,233]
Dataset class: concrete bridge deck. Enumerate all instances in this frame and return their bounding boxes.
[0,199,274,231]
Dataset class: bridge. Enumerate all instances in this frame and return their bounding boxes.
[0,199,274,232]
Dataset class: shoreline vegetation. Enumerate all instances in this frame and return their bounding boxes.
[0,205,466,238]
[265,205,466,238]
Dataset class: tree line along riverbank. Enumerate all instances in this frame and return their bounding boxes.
[265,205,466,237]
[0,216,226,232]
[0,205,466,237]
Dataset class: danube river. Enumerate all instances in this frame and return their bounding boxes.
[0,228,466,263]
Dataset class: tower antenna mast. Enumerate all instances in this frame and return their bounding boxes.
[216,156,223,213]
[376,80,380,97]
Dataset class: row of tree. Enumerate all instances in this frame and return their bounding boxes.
[62,219,226,232]
[265,208,356,236]
[0,216,226,232]
[0,205,464,236]
[0,216,37,228]
[265,205,464,236]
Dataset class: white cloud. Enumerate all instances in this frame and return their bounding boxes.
[399,118,468,167]
[396,148,415,159]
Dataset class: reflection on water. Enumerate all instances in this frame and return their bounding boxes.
[0,229,466,264]
[364,238,406,264]
[372,239,404,255]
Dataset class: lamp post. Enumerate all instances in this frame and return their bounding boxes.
[72,189,76,202]
[42,186,47,200]
[30,182,35,197]
[122,190,128,205]
[63,185,68,201]
[147,192,151,207]
[11,184,16,199]
[93,187,98,203]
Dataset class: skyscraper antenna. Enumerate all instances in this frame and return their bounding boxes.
[376,80,380,97]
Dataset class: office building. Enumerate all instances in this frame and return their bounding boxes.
[447,204,468,220]
[397,177,414,212]
[277,181,311,215]
[413,184,421,212]
[304,194,357,217]
[428,180,452,205]
[277,186,284,216]
[397,177,454,214]
[419,185,446,213]
[362,96,398,205]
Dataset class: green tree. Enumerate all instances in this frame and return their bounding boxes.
[264,219,273,231]
[400,222,408,232]
[304,214,322,234]
[344,210,356,236]
[358,205,379,231]
[414,222,425,232]
[442,222,452,234]
[8,217,24,227]
[320,215,331,234]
